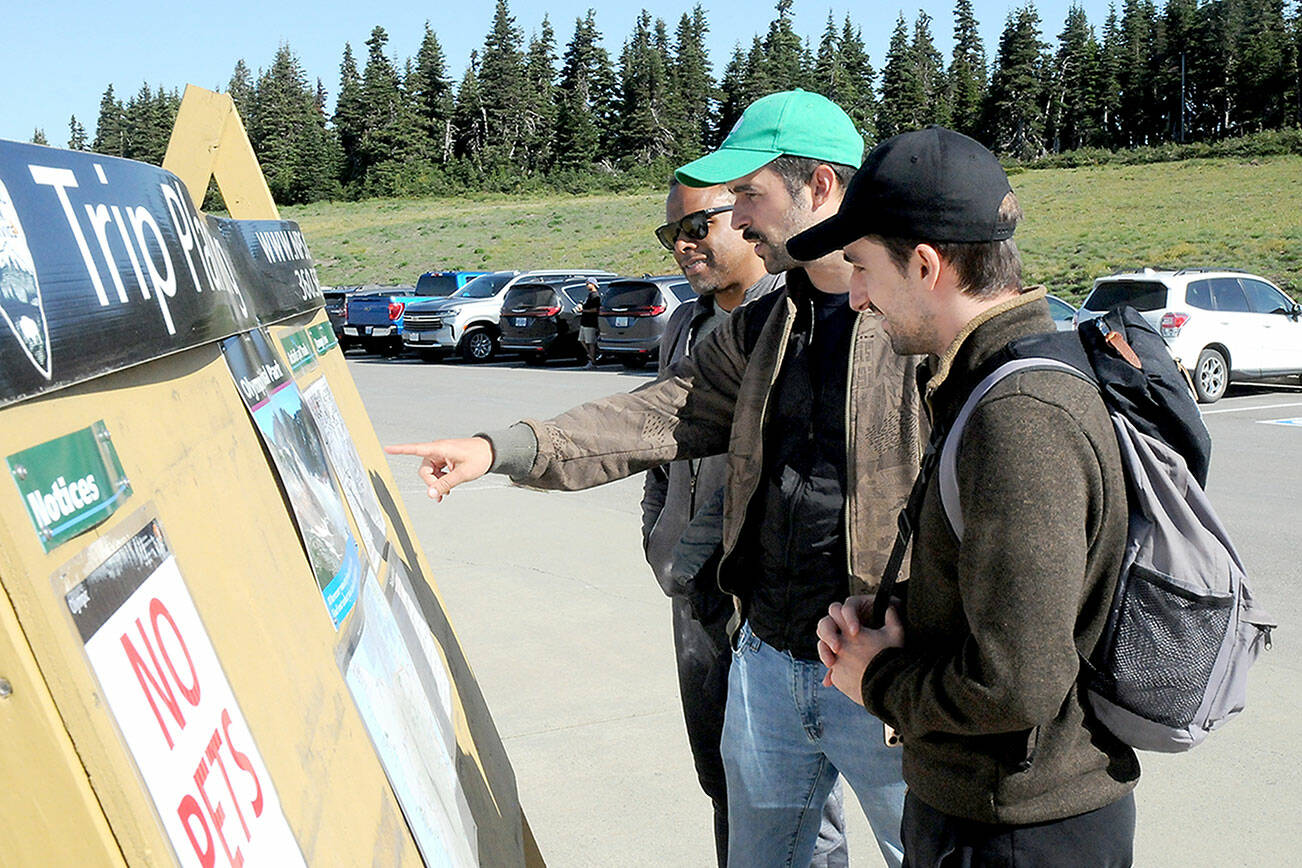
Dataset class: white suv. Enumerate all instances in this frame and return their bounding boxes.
[1078,268,1302,403]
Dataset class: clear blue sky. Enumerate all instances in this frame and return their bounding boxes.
[10,0,1114,148]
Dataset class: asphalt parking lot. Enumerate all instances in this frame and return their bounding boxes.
[354,351,1301,867]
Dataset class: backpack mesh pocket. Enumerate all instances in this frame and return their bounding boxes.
[1101,564,1233,727]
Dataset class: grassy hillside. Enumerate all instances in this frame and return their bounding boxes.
[286,155,1302,301]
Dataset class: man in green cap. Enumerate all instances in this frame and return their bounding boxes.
[387,91,922,867]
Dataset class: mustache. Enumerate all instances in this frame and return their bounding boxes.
[741,229,767,244]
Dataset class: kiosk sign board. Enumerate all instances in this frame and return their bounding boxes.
[65,520,304,867]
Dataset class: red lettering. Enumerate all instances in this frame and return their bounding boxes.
[222,708,263,817]
[195,752,243,868]
[151,597,201,707]
[178,794,215,868]
[121,619,184,749]
[206,727,250,842]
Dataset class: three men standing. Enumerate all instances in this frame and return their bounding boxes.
[388,91,925,866]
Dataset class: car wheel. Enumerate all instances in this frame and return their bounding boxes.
[460,329,497,363]
[1193,348,1228,404]
[620,356,648,370]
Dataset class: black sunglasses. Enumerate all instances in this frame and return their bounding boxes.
[655,206,734,251]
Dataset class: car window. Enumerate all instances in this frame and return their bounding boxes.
[604,284,660,309]
[560,284,590,305]
[1185,279,1213,310]
[1208,277,1250,313]
[1241,279,1292,314]
[504,286,558,310]
[670,282,696,302]
[1046,295,1074,322]
[453,272,515,299]
[415,274,459,296]
[1085,279,1169,311]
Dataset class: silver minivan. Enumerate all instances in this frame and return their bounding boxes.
[597,276,696,369]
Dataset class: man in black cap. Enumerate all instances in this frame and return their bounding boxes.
[795,127,1139,865]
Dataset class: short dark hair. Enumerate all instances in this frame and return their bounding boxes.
[876,192,1024,298]
[767,155,857,198]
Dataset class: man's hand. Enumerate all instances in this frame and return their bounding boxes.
[816,596,905,705]
[384,437,494,501]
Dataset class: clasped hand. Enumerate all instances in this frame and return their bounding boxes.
[816,595,905,706]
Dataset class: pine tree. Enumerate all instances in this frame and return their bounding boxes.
[837,18,878,142]
[68,115,88,150]
[122,83,176,165]
[878,14,920,138]
[984,5,1049,159]
[616,11,674,165]
[454,53,489,167]
[334,44,365,190]
[1098,5,1125,144]
[1234,0,1293,131]
[476,0,529,169]
[409,23,455,163]
[248,43,339,204]
[1047,5,1103,151]
[357,26,424,192]
[554,11,616,170]
[31,129,48,146]
[668,5,715,162]
[912,12,951,126]
[715,43,753,145]
[1159,0,1199,141]
[949,0,989,137]
[756,0,806,91]
[1115,0,1159,146]
[228,59,255,119]
[522,16,559,173]
[93,84,125,156]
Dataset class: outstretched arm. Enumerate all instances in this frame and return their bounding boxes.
[384,436,494,502]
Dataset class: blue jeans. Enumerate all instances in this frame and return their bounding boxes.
[722,621,905,868]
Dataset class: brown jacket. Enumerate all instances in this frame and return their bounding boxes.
[861,289,1140,825]
[510,270,925,601]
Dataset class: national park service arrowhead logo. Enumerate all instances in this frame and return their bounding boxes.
[0,176,51,380]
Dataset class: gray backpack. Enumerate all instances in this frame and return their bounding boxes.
[940,354,1275,752]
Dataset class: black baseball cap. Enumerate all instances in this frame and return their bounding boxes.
[787,126,1015,261]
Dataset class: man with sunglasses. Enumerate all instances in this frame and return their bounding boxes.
[644,180,846,867]
[388,91,922,867]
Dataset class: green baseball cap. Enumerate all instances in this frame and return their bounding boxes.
[675,90,864,187]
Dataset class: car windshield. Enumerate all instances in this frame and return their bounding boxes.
[415,273,459,296]
[452,272,516,299]
[1085,279,1168,312]
[560,283,591,305]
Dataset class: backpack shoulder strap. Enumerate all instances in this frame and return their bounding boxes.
[939,357,1093,539]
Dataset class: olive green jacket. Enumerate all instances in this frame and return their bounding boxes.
[493,271,925,602]
[862,289,1140,825]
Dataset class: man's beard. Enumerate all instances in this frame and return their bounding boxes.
[742,229,798,273]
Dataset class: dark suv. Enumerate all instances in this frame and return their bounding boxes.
[499,278,610,364]
[598,276,696,369]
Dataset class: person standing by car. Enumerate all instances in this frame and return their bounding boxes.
[805,127,1138,866]
[642,178,847,867]
[386,91,923,867]
[579,277,601,367]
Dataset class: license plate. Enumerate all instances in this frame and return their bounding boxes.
[614,316,631,328]
[343,327,359,336]
[372,326,393,336]
[514,318,528,327]
[407,331,430,342]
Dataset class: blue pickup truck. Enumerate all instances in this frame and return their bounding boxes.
[342,270,488,354]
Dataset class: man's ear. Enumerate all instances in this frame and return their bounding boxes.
[915,243,943,291]
[809,164,839,211]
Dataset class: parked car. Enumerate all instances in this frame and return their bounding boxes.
[499,278,613,364]
[403,269,616,362]
[343,271,486,354]
[1047,293,1077,331]
[323,285,353,346]
[597,276,697,369]
[1077,268,1302,403]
